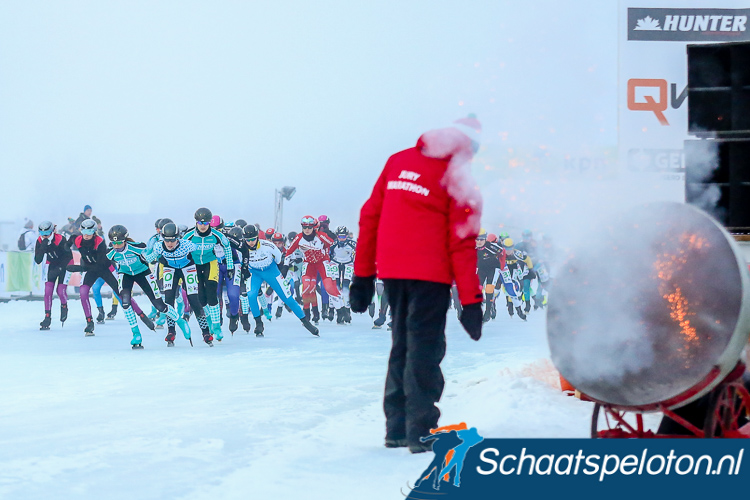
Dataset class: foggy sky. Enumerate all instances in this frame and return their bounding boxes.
[0,1,617,241]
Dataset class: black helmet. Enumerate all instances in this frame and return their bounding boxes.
[158,218,173,230]
[287,231,297,241]
[38,221,55,236]
[336,225,348,236]
[177,224,189,237]
[108,225,129,243]
[235,219,248,228]
[80,219,97,235]
[194,207,212,223]
[154,218,162,229]
[243,224,259,240]
[228,226,244,246]
[162,223,179,241]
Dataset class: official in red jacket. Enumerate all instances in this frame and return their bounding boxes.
[350,115,484,453]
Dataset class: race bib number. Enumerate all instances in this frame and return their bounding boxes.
[536,264,550,282]
[162,267,175,291]
[63,271,72,285]
[117,273,124,291]
[324,262,339,279]
[146,272,162,299]
[276,275,292,298]
[301,262,308,276]
[344,264,354,280]
[500,268,512,285]
[184,265,199,295]
[233,264,241,287]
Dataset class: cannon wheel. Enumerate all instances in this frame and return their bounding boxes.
[591,403,646,438]
[703,381,750,438]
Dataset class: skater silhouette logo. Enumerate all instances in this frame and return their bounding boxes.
[411,423,484,493]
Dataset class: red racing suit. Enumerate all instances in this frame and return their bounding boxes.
[286,230,342,308]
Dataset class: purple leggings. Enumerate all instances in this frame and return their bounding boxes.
[44,282,68,310]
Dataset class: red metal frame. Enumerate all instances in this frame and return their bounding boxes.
[593,362,750,439]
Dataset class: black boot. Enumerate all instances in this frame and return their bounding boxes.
[301,317,319,337]
[336,308,344,324]
[482,293,493,323]
[312,305,320,324]
[96,307,106,324]
[490,300,497,319]
[524,300,532,314]
[202,330,214,346]
[229,314,239,334]
[344,307,352,323]
[240,313,251,333]
[304,308,311,321]
[84,317,95,336]
[40,311,52,330]
[368,302,375,318]
[165,329,176,346]
[106,304,118,320]
[275,306,283,319]
[373,312,386,328]
[507,301,514,317]
[321,303,329,321]
[60,304,68,324]
[254,315,264,337]
[139,312,155,331]
[516,306,527,321]
[327,305,335,321]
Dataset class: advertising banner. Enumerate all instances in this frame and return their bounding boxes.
[5,251,32,292]
[0,251,6,294]
[618,0,750,200]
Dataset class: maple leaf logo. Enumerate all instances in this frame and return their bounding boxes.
[634,16,661,31]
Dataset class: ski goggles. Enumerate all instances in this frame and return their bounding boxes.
[112,240,126,247]
[39,228,54,237]
[301,216,316,228]
[196,221,210,226]
[81,227,97,236]
[337,234,347,240]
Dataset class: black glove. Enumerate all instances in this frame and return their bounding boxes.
[227,268,235,281]
[459,302,482,341]
[349,275,376,313]
[67,264,84,273]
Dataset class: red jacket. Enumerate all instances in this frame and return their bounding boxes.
[355,128,483,305]
[286,231,334,264]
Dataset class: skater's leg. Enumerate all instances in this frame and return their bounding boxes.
[92,277,105,309]
[263,268,304,319]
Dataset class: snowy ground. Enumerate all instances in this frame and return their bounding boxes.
[0,298,649,499]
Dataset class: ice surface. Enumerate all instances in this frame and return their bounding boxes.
[1,299,620,499]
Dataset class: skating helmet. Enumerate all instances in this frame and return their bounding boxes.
[162,223,179,241]
[224,221,235,229]
[272,232,284,243]
[228,226,244,246]
[503,238,514,249]
[108,225,129,243]
[487,233,498,243]
[210,215,223,229]
[287,231,298,241]
[177,224,189,237]
[38,221,55,237]
[265,228,275,239]
[243,224,259,240]
[157,218,173,231]
[336,226,348,237]
[499,231,510,241]
[194,207,213,224]
[301,215,316,228]
[234,219,248,228]
[80,219,97,236]
[154,218,162,229]
[477,228,487,240]
[318,215,330,226]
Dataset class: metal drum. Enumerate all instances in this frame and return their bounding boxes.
[547,202,750,410]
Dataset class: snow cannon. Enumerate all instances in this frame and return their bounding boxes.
[547,202,750,437]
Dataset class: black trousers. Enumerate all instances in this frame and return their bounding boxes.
[120,270,165,312]
[382,279,451,444]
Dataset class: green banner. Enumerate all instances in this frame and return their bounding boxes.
[6,251,33,292]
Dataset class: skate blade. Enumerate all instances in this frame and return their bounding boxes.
[167,342,175,347]
[189,338,193,347]
[132,344,144,349]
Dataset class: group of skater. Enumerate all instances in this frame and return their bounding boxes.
[33,203,553,350]
[33,206,361,349]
